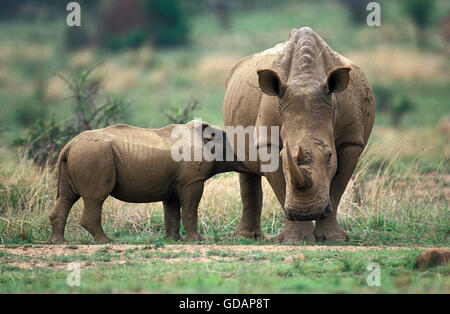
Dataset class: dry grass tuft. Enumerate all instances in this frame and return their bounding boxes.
[0,130,448,245]
[196,53,241,86]
[348,46,448,83]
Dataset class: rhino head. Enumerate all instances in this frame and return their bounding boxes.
[255,28,351,221]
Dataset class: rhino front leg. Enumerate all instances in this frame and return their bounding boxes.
[180,182,204,242]
[314,144,362,242]
[163,199,182,241]
[234,173,264,240]
[264,166,315,243]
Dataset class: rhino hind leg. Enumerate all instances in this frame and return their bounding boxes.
[49,160,80,244]
[68,140,116,243]
[313,144,363,242]
[163,198,182,241]
[81,198,112,243]
[234,173,264,240]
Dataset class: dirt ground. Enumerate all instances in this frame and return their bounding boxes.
[1,244,433,257]
[1,244,443,270]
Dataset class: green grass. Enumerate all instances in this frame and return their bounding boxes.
[1,247,448,293]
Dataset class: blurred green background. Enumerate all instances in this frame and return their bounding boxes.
[0,0,449,170]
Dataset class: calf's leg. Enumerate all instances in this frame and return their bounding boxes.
[179,182,204,242]
[67,140,116,243]
[81,198,112,243]
[49,158,80,243]
[163,198,182,241]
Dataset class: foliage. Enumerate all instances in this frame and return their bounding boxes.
[0,0,98,20]
[402,0,436,28]
[164,99,200,124]
[372,85,415,126]
[13,65,130,166]
[402,0,436,46]
[338,0,371,24]
[97,0,190,50]
[141,0,190,47]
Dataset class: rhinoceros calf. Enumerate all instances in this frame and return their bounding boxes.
[48,121,248,243]
[223,27,375,242]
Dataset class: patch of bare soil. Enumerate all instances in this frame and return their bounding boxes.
[1,244,444,271]
[2,244,441,257]
[0,244,431,259]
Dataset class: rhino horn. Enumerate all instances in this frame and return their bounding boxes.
[285,144,309,189]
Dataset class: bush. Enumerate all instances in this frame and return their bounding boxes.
[402,0,436,46]
[142,0,190,47]
[14,65,131,166]
[372,85,415,126]
[339,0,372,24]
[97,0,190,50]
[164,99,200,124]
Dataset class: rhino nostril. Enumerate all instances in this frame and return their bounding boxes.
[323,204,331,217]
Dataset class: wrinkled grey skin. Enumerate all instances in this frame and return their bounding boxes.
[48,121,249,243]
[223,27,375,242]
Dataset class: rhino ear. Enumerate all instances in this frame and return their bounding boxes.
[257,69,286,98]
[190,121,222,144]
[324,67,351,95]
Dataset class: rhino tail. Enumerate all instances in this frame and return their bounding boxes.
[55,141,77,199]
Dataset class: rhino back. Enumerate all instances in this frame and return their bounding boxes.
[102,124,179,202]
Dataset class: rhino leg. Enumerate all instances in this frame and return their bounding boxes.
[81,198,112,243]
[314,144,362,242]
[69,140,115,243]
[49,159,80,244]
[263,166,315,243]
[49,197,79,243]
[163,199,182,241]
[180,182,204,242]
[234,173,264,240]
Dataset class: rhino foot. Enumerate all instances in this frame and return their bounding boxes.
[94,235,113,244]
[313,224,349,242]
[183,233,203,242]
[273,230,314,244]
[233,226,265,240]
[168,233,182,241]
[273,220,315,244]
[48,235,67,244]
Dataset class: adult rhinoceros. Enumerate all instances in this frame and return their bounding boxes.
[223,27,375,242]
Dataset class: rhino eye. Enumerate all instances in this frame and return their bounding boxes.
[326,152,333,163]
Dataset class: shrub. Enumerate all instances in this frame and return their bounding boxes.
[402,0,436,46]
[164,99,200,124]
[372,85,415,126]
[97,0,190,50]
[339,0,372,24]
[14,65,131,166]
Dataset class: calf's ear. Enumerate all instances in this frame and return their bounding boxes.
[324,67,351,95]
[257,69,286,98]
[190,120,223,144]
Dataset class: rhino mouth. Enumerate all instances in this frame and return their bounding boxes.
[284,204,331,221]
